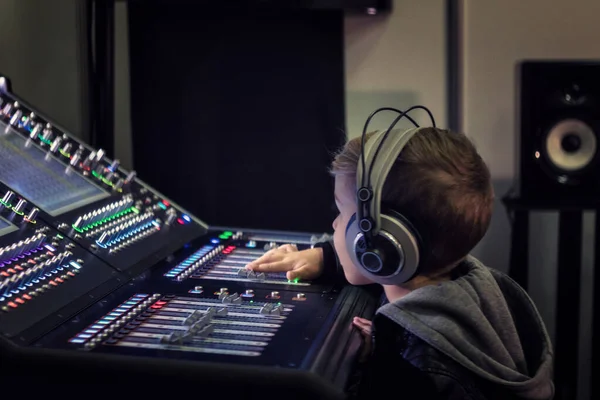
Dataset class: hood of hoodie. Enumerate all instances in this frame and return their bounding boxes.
[377,256,554,399]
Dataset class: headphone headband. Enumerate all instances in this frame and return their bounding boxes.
[356,127,423,236]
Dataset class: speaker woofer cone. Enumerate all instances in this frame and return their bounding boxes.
[544,118,597,173]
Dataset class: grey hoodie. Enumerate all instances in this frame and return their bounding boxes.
[377,255,555,399]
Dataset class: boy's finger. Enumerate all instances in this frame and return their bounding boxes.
[245,252,276,269]
[252,260,289,272]
[286,265,312,281]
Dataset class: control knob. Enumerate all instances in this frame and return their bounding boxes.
[42,123,53,141]
[245,289,254,296]
[97,232,110,246]
[25,207,39,223]
[165,212,177,225]
[124,170,136,184]
[61,142,72,155]
[113,178,124,191]
[13,198,27,214]
[70,151,81,166]
[109,159,120,171]
[95,149,105,162]
[82,151,96,168]
[30,123,42,139]
[50,136,63,153]
[1,190,15,206]
[9,109,22,126]
[2,102,13,116]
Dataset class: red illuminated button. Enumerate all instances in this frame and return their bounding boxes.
[150,305,163,309]
[1,271,9,277]
[154,301,167,305]
[162,200,170,207]
[7,302,17,308]
[49,281,58,286]
[55,278,64,283]
[14,298,24,304]
[22,294,32,300]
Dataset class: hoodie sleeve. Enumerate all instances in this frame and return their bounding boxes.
[312,239,345,284]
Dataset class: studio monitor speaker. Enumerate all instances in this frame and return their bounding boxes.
[517,61,600,204]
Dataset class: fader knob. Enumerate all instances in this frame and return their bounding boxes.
[245,289,254,296]
[271,291,280,298]
[13,199,27,213]
[1,190,15,206]
[297,293,305,299]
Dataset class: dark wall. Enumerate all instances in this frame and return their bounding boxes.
[127,2,346,233]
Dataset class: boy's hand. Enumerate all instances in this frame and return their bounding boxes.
[353,317,373,362]
[244,244,324,281]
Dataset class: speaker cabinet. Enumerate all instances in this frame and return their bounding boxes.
[517,61,600,205]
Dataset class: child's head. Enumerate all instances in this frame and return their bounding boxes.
[330,127,494,286]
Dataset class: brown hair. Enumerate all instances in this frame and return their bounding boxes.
[331,127,494,277]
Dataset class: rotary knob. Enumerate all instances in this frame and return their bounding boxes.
[50,136,63,153]
[13,198,27,214]
[42,123,53,142]
[1,190,15,206]
[109,159,120,171]
[30,123,42,139]
[25,207,39,223]
[9,109,22,126]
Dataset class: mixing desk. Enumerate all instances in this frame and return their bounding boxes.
[0,76,377,399]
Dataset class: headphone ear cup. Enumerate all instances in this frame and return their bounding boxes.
[345,213,364,269]
[346,212,421,286]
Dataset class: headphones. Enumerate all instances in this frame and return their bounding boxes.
[344,105,437,285]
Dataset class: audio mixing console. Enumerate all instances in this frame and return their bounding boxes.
[0,76,377,399]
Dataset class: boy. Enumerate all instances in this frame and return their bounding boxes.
[245,127,554,399]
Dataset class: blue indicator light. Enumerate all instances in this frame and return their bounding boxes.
[182,214,191,222]
[211,239,220,244]
[69,338,86,344]
[77,334,93,339]
[69,261,82,269]
[44,244,57,252]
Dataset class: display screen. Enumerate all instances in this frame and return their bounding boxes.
[0,122,109,216]
[0,216,17,238]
